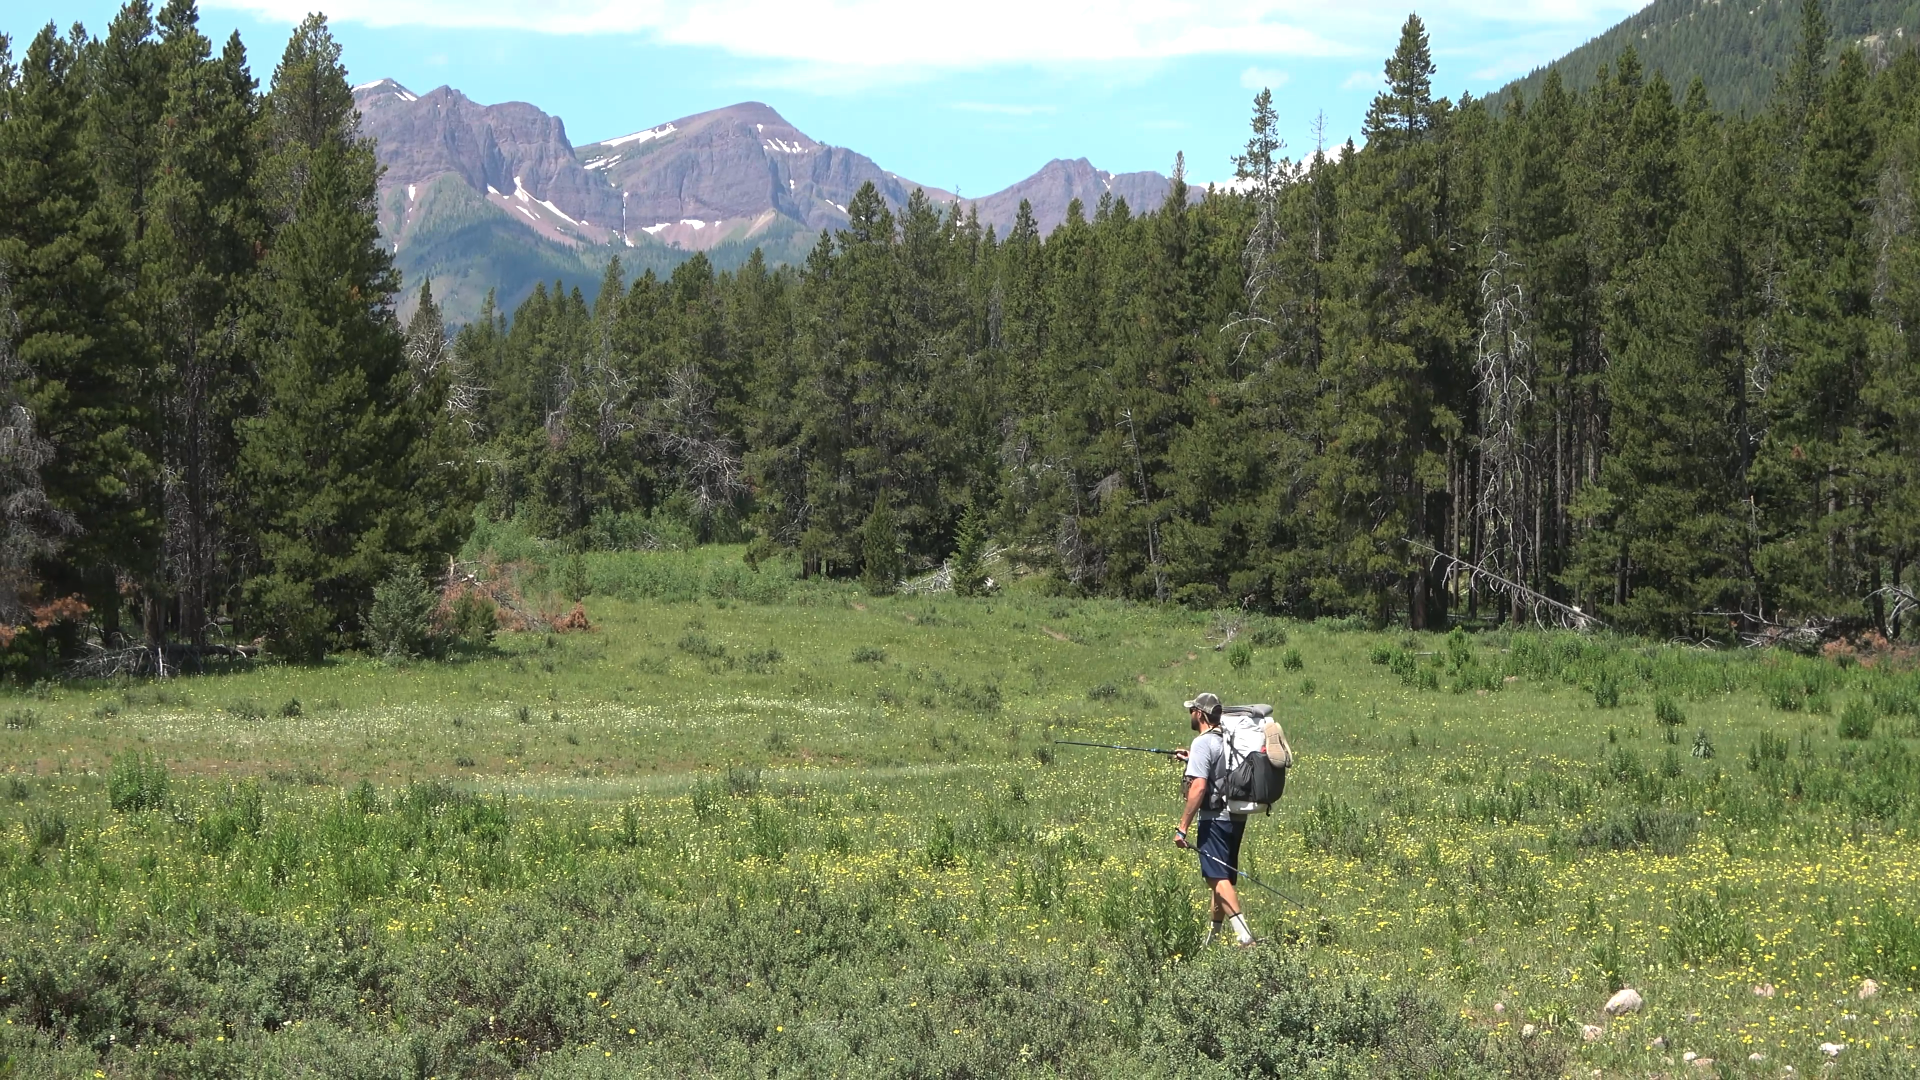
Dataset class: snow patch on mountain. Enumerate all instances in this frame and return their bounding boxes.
[604,123,676,149]
[352,78,417,103]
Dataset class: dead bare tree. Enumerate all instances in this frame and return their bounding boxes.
[1222,87,1297,369]
[1473,247,1536,622]
[1119,408,1167,602]
[0,268,76,630]
[1408,538,1603,631]
[649,365,746,520]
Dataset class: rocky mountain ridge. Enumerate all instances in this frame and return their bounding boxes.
[351,79,1183,318]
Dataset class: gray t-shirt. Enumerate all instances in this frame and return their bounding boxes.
[1184,731,1234,821]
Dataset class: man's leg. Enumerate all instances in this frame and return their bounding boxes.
[1214,878,1254,943]
[1212,877,1242,919]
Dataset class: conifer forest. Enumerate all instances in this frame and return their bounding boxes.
[2,0,1918,680]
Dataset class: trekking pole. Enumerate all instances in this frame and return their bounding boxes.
[1193,847,1313,913]
[1052,739,1182,757]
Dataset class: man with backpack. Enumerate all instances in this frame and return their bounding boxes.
[1173,692,1257,947]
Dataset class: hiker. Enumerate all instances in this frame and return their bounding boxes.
[1173,691,1256,947]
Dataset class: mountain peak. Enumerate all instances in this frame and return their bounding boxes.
[351,78,417,103]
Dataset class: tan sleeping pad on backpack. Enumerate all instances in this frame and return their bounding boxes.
[1262,721,1294,768]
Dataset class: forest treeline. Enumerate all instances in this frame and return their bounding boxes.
[0,3,1916,677]
[0,4,472,672]
[467,4,1917,640]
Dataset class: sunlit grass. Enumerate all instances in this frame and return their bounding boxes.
[1,547,1917,1076]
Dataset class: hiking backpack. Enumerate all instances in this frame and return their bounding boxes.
[1205,704,1291,814]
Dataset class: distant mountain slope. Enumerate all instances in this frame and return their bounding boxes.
[1506,0,1920,112]
[579,102,959,251]
[965,158,1178,234]
[351,81,1178,321]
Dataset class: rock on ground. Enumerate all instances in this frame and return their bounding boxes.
[1604,987,1644,1016]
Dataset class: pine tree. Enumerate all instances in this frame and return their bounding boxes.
[1311,14,1469,627]
[860,499,902,595]
[144,2,262,649]
[238,17,449,659]
[1752,48,1878,621]
[1572,90,1763,632]
[0,24,156,627]
[950,501,991,597]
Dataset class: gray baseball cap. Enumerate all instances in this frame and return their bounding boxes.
[1184,692,1221,713]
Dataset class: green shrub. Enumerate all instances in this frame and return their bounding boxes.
[1143,947,1505,1078]
[1577,807,1699,855]
[1227,638,1253,671]
[1748,730,1790,771]
[1839,698,1877,740]
[860,502,903,595]
[4,708,36,730]
[924,817,958,868]
[744,646,784,674]
[677,630,727,661]
[366,563,438,659]
[248,572,330,661]
[851,645,887,663]
[1097,862,1201,969]
[1691,728,1716,759]
[107,751,169,813]
[1848,901,1920,990]
[1668,888,1748,966]
[449,591,498,646]
[950,681,1002,714]
[1087,682,1121,703]
[1655,693,1685,729]
[950,503,992,598]
[1300,793,1385,860]
[196,781,265,855]
[1281,647,1304,672]
[561,551,591,602]
[1249,621,1287,647]
[28,808,66,853]
[1593,669,1621,708]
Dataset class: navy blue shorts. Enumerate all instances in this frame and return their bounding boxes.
[1193,816,1245,882]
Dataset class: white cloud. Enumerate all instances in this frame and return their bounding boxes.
[1239,65,1289,91]
[1341,69,1383,90]
[211,0,1359,65]
[212,0,1652,93]
[950,102,1058,116]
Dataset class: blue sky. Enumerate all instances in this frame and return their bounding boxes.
[2,0,1648,194]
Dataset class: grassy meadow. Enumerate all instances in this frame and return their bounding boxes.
[2,546,1919,1078]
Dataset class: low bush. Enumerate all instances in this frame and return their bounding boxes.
[1576,806,1699,856]
[1839,698,1877,740]
[1143,946,1508,1078]
[106,751,169,813]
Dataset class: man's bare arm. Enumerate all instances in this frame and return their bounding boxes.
[1176,777,1206,845]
